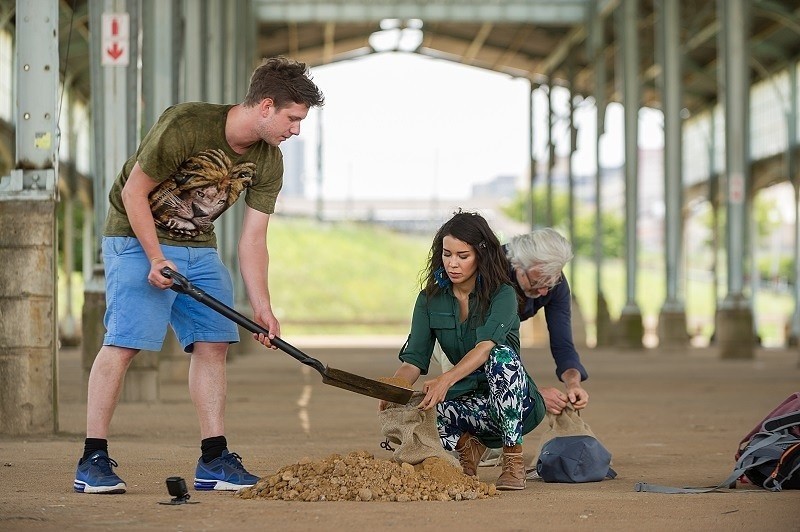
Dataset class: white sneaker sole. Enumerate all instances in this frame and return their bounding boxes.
[193,478,255,491]
[74,480,126,494]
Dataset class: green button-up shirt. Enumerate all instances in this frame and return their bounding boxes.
[399,283,527,399]
[399,283,545,448]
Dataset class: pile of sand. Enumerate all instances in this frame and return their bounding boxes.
[236,450,498,502]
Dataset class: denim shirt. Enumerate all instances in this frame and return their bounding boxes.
[399,283,528,400]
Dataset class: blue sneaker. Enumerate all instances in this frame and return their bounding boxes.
[73,451,127,494]
[194,450,259,491]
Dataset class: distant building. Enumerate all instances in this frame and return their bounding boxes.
[471,175,518,199]
[280,138,306,197]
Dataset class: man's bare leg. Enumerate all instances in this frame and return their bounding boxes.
[188,342,258,491]
[75,345,137,494]
[188,342,228,439]
[86,345,138,438]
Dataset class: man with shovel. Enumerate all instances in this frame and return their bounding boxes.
[73,57,324,494]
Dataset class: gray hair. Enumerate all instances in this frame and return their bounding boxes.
[505,228,573,279]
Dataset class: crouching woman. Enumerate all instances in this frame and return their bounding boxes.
[380,211,545,490]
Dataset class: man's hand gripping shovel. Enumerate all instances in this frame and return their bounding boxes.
[161,267,413,405]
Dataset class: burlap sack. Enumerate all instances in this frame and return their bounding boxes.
[378,391,460,467]
[535,402,597,459]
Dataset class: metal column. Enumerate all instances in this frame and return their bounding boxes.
[566,59,576,286]
[715,0,755,359]
[529,82,536,230]
[787,62,800,346]
[83,0,157,401]
[142,0,181,132]
[181,0,207,102]
[546,81,554,227]
[616,0,644,347]
[591,1,612,347]
[656,0,688,347]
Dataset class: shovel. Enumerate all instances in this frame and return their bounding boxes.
[160,267,413,405]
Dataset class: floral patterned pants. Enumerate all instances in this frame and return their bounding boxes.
[436,345,534,449]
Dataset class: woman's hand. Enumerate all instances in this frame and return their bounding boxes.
[417,374,453,411]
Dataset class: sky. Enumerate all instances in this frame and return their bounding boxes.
[284,51,665,201]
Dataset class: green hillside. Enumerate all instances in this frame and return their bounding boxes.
[58,217,794,344]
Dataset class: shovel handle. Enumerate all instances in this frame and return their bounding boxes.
[161,267,327,375]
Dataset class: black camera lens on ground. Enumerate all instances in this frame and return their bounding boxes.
[166,476,189,498]
[158,476,198,505]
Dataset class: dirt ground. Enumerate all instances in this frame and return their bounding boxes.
[1,339,799,531]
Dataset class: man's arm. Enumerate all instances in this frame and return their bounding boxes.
[540,279,589,413]
[121,162,177,288]
[238,204,279,348]
[539,368,589,414]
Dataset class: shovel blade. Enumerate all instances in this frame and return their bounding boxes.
[322,366,413,404]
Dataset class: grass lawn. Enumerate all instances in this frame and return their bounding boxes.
[58,218,795,345]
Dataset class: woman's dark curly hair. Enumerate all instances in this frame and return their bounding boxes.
[421,210,511,318]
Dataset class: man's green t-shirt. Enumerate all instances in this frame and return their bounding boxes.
[104,102,283,248]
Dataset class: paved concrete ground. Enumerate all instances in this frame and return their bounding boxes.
[1,341,799,531]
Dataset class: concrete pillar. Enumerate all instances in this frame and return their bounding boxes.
[715,295,754,360]
[0,0,59,435]
[715,0,754,359]
[571,295,587,348]
[0,202,58,433]
[81,277,104,403]
[595,291,613,347]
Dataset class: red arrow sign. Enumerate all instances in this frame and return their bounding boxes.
[102,12,129,66]
[107,42,124,60]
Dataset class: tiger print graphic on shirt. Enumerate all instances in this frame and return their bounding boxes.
[148,149,255,239]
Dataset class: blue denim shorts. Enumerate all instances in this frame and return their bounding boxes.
[101,237,240,352]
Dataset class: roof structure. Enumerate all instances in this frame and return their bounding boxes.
[252,0,800,116]
[1,0,797,117]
